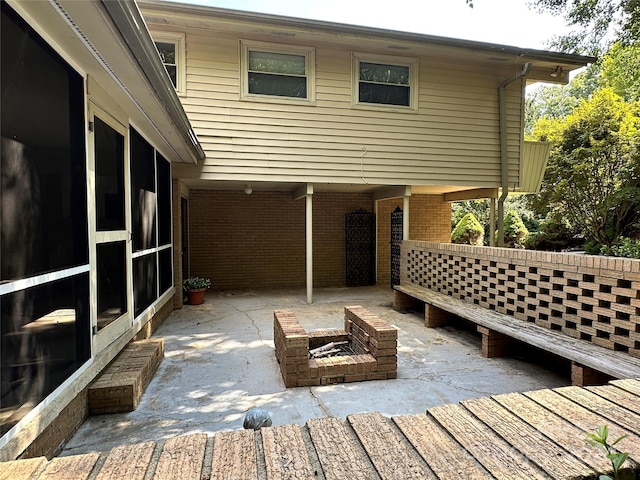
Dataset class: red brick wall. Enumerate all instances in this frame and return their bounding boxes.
[313,192,374,287]
[188,190,449,290]
[188,190,374,289]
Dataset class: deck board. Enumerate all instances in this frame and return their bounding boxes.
[261,424,315,480]
[393,413,492,479]
[493,392,612,473]
[306,417,378,480]
[461,396,593,479]
[95,441,155,480]
[0,457,46,480]
[2,379,640,479]
[210,429,258,480]
[348,412,434,479]
[428,403,551,479]
[37,453,99,480]
[152,433,207,480]
[525,389,640,465]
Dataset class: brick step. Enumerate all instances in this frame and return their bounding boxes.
[88,338,164,415]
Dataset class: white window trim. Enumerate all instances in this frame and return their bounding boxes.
[352,52,419,112]
[88,104,134,353]
[239,40,316,105]
[151,31,186,96]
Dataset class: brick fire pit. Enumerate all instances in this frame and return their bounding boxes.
[274,306,398,387]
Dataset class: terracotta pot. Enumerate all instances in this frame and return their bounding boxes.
[186,288,206,305]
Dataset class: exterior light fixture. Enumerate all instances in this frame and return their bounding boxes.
[550,66,563,78]
[244,184,252,195]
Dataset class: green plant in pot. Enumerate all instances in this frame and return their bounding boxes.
[183,277,211,305]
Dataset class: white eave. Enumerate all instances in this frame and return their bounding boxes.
[9,0,204,164]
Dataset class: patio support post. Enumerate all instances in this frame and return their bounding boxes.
[306,190,313,303]
[294,183,314,303]
[402,193,410,240]
[490,197,496,247]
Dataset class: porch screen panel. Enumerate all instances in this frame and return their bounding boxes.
[1,1,87,281]
[159,248,173,294]
[1,2,90,437]
[130,128,157,252]
[133,253,158,316]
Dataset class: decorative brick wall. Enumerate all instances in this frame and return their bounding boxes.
[401,241,640,358]
[274,306,397,387]
[376,195,451,286]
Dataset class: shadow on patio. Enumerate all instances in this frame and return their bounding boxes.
[61,286,568,456]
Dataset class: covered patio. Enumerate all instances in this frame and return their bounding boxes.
[60,286,567,456]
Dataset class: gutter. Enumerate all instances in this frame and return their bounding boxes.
[100,0,205,164]
[497,62,531,247]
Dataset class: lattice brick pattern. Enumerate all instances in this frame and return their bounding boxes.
[402,241,640,358]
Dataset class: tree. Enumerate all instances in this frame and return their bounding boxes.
[601,42,640,101]
[501,210,529,248]
[451,213,484,245]
[530,88,640,248]
[530,0,640,54]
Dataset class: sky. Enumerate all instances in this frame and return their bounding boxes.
[169,0,572,51]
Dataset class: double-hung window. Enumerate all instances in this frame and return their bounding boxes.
[240,40,315,104]
[353,53,418,111]
[152,32,186,95]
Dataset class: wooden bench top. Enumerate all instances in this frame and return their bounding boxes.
[3,379,640,479]
[395,284,640,380]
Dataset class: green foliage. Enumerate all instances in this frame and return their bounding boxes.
[586,425,629,480]
[451,213,484,245]
[600,236,640,258]
[530,88,640,248]
[183,277,211,291]
[601,42,640,102]
[524,211,582,251]
[531,0,640,54]
[499,210,529,248]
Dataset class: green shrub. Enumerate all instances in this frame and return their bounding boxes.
[600,237,640,259]
[451,213,484,245]
[500,210,529,248]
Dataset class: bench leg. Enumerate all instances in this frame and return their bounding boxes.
[571,362,610,386]
[425,304,450,327]
[477,326,511,357]
[393,290,421,311]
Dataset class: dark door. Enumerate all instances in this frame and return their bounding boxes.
[345,209,376,286]
[391,206,403,287]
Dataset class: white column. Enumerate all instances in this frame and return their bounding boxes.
[403,195,410,240]
[306,191,313,304]
[490,197,496,247]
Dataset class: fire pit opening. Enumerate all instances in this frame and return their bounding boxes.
[274,306,398,387]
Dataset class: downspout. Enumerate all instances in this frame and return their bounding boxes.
[497,62,531,246]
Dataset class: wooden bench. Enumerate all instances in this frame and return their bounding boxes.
[394,284,640,386]
[88,338,164,414]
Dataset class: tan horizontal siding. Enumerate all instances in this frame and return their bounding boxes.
[170,27,523,187]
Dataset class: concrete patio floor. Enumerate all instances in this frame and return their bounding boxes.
[61,286,569,456]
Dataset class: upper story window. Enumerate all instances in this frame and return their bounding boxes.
[240,40,315,104]
[152,31,186,95]
[352,53,418,111]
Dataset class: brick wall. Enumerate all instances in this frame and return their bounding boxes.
[402,241,640,358]
[377,195,451,286]
[188,190,373,289]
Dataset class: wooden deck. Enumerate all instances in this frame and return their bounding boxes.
[2,379,640,479]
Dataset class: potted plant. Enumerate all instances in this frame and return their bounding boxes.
[183,277,211,305]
